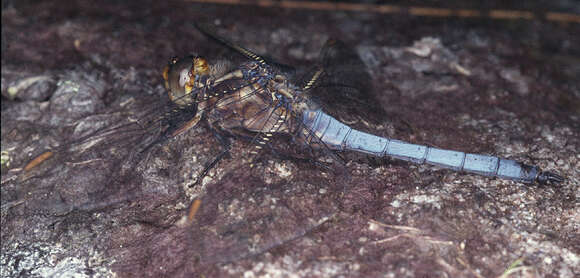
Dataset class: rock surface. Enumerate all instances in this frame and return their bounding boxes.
[2,1,578,277]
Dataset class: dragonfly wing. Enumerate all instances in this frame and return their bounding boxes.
[193,22,296,76]
[305,39,386,128]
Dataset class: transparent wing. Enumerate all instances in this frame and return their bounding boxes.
[303,39,387,128]
[16,27,356,271]
[194,22,296,77]
[16,73,262,214]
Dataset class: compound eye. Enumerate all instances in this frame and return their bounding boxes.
[164,57,197,105]
[178,68,191,88]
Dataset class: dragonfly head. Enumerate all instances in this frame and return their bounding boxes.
[162,56,210,106]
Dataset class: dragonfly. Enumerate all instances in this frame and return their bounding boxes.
[14,23,564,271]
[160,23,564,186]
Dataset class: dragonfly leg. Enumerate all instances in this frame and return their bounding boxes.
[265,138,340,174]
[190,127,232,187]
[171,115,201,137]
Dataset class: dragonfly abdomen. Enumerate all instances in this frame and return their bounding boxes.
[302,109,543,183]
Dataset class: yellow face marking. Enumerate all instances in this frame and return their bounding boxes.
[162,56,179,88]
[193,57,209,76]
[184,57,210,91]
[184,83,194,94]
[162,65,170,86]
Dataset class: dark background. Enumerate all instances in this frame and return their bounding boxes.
[1,0,578,277]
